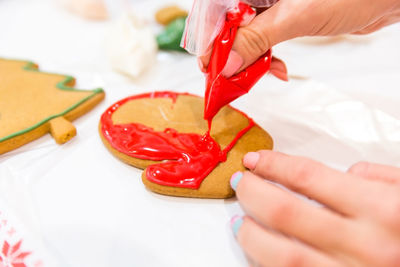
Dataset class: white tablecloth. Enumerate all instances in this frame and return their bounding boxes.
[0,0,399,266]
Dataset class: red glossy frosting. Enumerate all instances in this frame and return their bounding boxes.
[100,91,254,189]
[204,2,272,125]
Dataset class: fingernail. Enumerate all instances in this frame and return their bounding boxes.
[230,215,243,237]
[270,57,289,81]
[222,50,243,77]
[197,58,206,73]
[281,71,289,81]
[276,70,289,81]
[270,69,289,81]
[243,152,259,170]
[230,171,243,191]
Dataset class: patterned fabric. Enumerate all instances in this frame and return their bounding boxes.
[0,210,43,267]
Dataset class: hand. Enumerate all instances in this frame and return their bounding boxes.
[62,0,108,20]
[230,150,400,266]
[200,0,400,78]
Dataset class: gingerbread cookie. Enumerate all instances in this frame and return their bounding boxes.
[99,92,272,199]
[0,58,105,155]
[155,5,188,25]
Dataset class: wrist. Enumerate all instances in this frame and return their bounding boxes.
[393,0,400,11]
[379,0,400,12]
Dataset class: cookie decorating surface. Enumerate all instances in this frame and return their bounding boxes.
[0,58,105,154]
[99,92,273,198]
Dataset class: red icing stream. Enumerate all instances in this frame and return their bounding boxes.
[101,92,254,189]
[204,2,272,125]
[101,3,272,189]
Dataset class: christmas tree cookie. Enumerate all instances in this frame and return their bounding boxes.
[0,58,105,155]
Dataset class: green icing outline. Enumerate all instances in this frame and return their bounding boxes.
[0,58,104,143]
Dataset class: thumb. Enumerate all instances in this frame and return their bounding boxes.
[221,3,294,77]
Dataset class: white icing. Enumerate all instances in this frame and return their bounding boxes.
[105,14,157,78]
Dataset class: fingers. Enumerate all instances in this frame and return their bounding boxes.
[199,54,288,81]
[242,151,391,216]
[197,56,209,73]
[233,171,352,252]
[198,1,293,78]
[269,57,288,81]
[348,162,400,184]
[228,1,297,73]
[234,216,340,267]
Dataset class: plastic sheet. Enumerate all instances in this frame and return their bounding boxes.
[181,0,281,56]
[241,0,279,7]
[181,0,240,56]
[0,168,61,267]
[238,78,400,169]
[0,0,399,266]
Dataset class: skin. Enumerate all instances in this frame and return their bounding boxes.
[196,0,400,265]
[234,151,400,266]
[199,0,400,79]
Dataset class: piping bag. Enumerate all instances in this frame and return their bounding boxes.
[182,1,273,128]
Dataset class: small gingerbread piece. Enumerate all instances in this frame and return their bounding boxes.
[155,5,188,25]
[0,58,105,154]
[49,117,77,144]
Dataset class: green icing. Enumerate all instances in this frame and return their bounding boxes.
[0,59,104,143]
[157,17,187,52]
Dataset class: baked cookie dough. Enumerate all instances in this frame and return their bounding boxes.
[0,58,105,155]
[99,92,272,198]
[155,5,188,25]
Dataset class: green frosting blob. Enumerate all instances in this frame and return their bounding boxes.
[157,17,187,52]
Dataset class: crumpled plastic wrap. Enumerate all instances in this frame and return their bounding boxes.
[181,0,280,56]
[241,0,279,7]
[181,0,239,56]
[239,78,400,169]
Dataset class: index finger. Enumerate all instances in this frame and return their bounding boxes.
[348,161,400,184]
[243,150,393,216]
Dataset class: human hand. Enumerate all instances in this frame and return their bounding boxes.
[230,150,400,266]
[61,0,108,20]
[199,0,400,78]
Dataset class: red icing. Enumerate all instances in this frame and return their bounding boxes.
[101,91,254,189]
[204,2,272,125]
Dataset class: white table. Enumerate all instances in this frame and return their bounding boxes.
[0,0,399,266]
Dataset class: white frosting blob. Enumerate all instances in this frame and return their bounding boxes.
[105,14,157,78]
